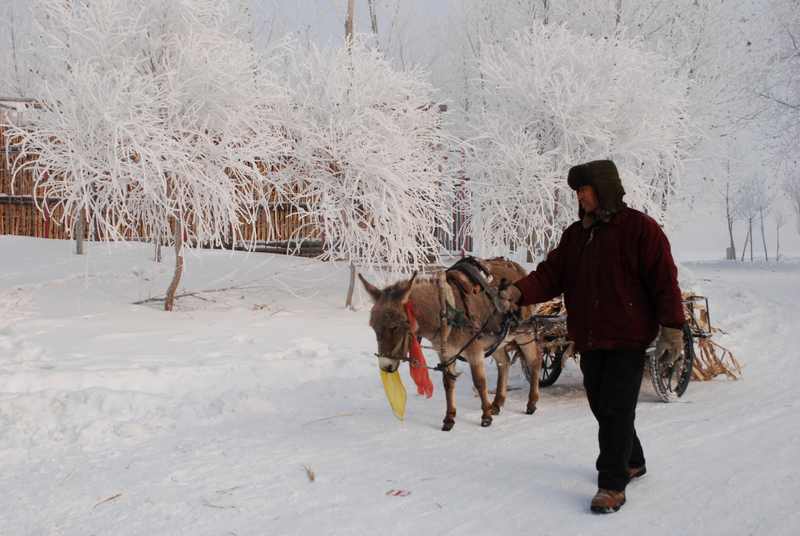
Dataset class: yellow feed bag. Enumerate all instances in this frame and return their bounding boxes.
[380,369,407,421]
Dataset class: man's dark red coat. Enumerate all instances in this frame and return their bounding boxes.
[514,206,685,352]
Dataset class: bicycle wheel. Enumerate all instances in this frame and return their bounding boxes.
[519,342,564,387]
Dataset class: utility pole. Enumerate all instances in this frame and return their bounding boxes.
[344,0,356,309]
[345,0,355,45]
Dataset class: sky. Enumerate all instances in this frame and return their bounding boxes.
[250,1,449,47]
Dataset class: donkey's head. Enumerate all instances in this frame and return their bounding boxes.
[359,272,418,372]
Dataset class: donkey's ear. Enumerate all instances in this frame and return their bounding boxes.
[358,273,383,303]
[400,271,418,303]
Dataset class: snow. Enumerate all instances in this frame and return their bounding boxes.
[1,236,799,535]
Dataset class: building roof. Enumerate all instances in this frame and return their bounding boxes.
[0,97,40,112]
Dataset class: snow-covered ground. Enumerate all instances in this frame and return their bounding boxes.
[1,236,798,535]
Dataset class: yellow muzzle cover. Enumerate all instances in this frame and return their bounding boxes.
[380,369,407,421]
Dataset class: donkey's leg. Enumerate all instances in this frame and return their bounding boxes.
[441,363,458,432]
[519,341,542,415]
[466,348,494,427]
[490,347,511,415]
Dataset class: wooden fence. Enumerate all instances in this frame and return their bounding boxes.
[1,121,471,256]
[1,120,326,251]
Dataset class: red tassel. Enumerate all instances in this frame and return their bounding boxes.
[405,301,434,398]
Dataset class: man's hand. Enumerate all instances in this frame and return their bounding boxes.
[498,283,522,312]
[655,326,684,367]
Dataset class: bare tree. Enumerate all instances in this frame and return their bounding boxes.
[734,175,772,262]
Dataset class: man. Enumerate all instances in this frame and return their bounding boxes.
[503,160,685,514]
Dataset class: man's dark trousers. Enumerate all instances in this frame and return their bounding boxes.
[580,348,646,491]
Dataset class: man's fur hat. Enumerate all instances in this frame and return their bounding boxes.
[567,159,626,220]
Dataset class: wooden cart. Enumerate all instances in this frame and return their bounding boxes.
[511,296,720,402]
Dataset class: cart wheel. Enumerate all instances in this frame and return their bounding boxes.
[519,343,564,387]
[649,324,695,402]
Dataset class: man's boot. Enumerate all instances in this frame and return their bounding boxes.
[590,489,626,514]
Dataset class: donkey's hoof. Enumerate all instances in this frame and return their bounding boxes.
[490,404,501,416]
[526,405,537,415]
[442,421,455,432]
[481,416,493,427]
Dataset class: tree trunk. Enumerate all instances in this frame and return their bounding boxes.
[776,220,781,262]
[164,220,184,312]
[153,229,162,263]
[759,208,768,262]
[345,261,357,310]
[75,214,85,255]
[740,223,750,262]
[542,0,550,25]
[796,197,800,236]
[725,182,736,260]
[749,217,754,262]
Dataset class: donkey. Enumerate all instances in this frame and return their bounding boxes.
[359,258,542,431]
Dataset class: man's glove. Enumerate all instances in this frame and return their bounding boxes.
[498,283,522,313]
[655,326,685,367]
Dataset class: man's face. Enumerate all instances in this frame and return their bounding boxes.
[576,185,599,214]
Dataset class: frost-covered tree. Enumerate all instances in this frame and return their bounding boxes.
[461,24,693,257]
[436,1,779,240]
[280,38,455,275]
[760,1,800,150]
[5,0,290,310]
[0,1,35,97]
[759,0,800,206]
